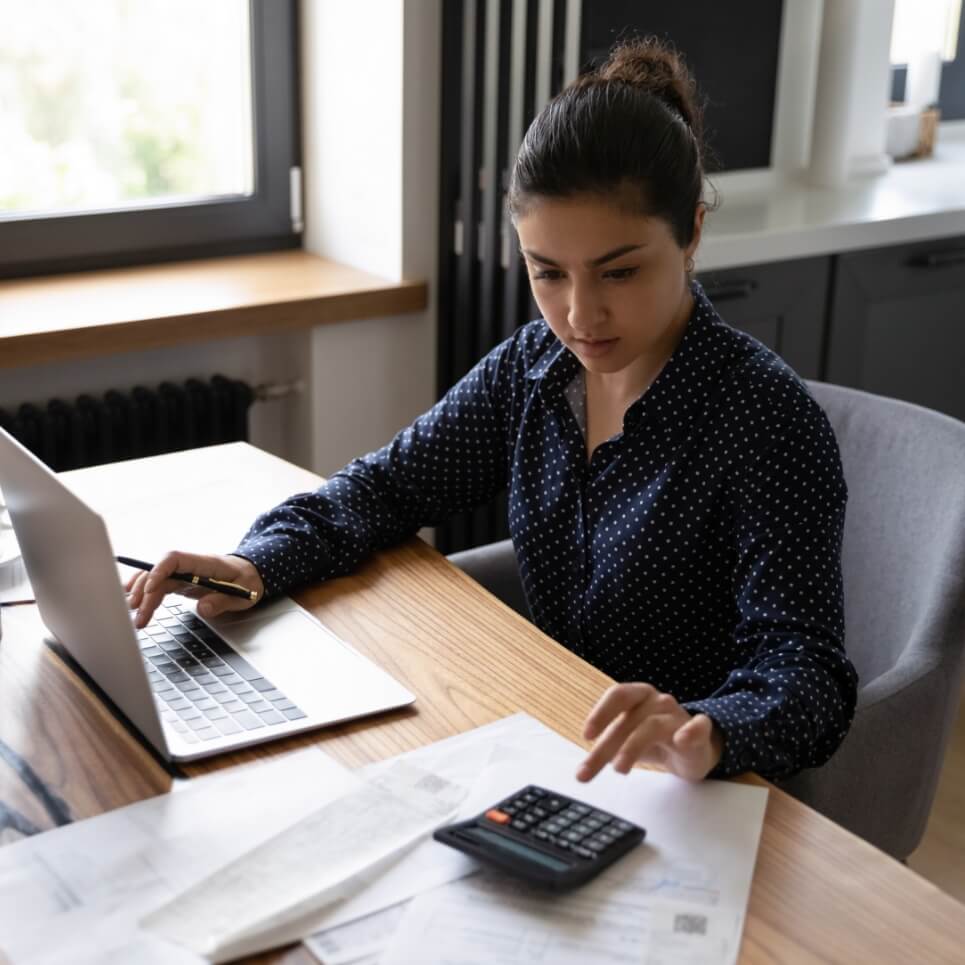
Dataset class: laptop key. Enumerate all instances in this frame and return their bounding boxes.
[194,698,218,712]
[204,707,228,720]
[273,699,296,712]
[185,690,209,704]
[223,699,245,714]
[186,716,212,731]
[194,673,218,686]
[196,727,221,741]
[217,651,263,682]
[214,717,243,736]
[170,720,188,733]
[181,732,199,744]
[233,710,265,730]
[257,709,285,725]
[238,691,261,704]
[166,697,190,711]
[262,689,285,702]
[226,679,250,692]
[210,665,235,677]
[249,678,275,693]
[248,700,272,714]
[283,707,307,720]
[166,671,191,684]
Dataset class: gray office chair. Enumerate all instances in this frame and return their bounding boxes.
[448,382,965,860]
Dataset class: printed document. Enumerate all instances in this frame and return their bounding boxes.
[378,754,767,965]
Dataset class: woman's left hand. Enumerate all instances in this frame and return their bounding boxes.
[576,683,724,783]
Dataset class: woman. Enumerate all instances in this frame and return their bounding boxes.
[128,38,857,784]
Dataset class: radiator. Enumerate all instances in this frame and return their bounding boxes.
[0,375,254,472]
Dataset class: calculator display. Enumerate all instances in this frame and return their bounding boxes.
[460,826,570,871]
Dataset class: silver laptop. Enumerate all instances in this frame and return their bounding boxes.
[0,428,415,762]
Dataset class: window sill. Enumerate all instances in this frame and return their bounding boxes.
[0,251,428,369]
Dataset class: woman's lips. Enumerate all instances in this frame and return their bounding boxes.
[572,337,619,358]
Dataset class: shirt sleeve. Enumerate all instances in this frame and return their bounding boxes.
[231,335,523,598]
[682,404,859,780]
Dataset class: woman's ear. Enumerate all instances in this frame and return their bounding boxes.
[686,204,706,262]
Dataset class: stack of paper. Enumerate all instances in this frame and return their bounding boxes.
[0,714,767,964]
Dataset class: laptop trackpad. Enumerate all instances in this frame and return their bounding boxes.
[216,609,410,719]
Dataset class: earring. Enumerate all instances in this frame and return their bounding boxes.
[685,256,695,273]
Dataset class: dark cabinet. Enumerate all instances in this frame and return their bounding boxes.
[697,256,831,380]
[826,236,965,422]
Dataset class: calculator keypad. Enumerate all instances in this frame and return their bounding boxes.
[483,786,638,861]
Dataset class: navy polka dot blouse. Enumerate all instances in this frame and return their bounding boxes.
[236,283,858,780]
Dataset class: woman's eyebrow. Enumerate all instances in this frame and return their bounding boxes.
[521,243,646,268]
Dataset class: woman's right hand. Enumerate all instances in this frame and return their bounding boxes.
[125,551,265,629]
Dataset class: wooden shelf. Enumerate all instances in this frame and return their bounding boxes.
[0,251,428,368]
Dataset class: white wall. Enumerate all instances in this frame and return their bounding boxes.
[300,0,440,476]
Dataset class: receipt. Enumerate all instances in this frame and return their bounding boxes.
[142,762,466,963]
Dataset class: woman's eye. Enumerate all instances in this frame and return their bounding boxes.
[603,266,638,281]
[533,269,564,281]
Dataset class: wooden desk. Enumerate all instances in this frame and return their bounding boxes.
[2,444,964,963]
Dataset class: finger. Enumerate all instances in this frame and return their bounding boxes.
[126,571,150,610]
[583,683,656,741]
[612,712,681,773]
[673,713,713,749]
[578,694,661,782]
[196,591,254,620]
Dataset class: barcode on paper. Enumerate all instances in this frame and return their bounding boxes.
[673,913,708,937]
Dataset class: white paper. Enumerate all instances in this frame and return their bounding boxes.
[0,746,359,964]
[305,901,409,965]
[380,754,767,965]
[142,762,467,963]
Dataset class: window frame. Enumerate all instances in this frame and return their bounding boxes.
[891,2,965,121]
[0,0,300,280]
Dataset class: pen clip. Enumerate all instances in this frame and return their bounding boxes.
[206,577,258,602]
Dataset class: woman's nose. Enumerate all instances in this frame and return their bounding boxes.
[568,283,604,332]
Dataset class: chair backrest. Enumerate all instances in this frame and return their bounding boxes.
[780,382,965,857]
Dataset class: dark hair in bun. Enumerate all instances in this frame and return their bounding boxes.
[509,36,711,248]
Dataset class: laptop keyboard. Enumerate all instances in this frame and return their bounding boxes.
[137,602,307,745]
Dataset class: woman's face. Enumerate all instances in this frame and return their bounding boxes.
[515,195,702,377]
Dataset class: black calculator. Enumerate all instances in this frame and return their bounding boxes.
[433,785,645,890]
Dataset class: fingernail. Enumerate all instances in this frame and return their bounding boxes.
[576,765,591,782]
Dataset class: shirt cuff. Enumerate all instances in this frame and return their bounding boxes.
[230,543,283,600]
[681,696,792,780]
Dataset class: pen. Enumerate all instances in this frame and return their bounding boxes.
[116,556,259,602]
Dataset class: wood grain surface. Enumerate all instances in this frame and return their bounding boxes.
[2,444,964,963]
[0,251,427,368]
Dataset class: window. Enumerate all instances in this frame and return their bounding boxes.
[890,0,965,120]
[0,0,299,279]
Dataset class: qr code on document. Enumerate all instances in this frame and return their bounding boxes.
[673,913,708,936]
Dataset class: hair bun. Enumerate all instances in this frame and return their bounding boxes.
[594,37,701,142]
